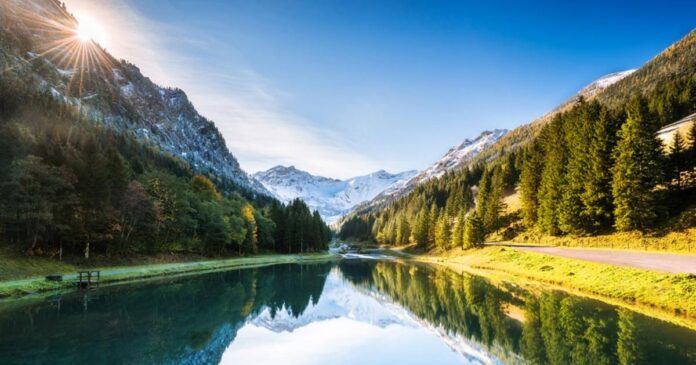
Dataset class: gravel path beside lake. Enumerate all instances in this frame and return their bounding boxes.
[500,245,696,274]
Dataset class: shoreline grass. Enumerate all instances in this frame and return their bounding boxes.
[0,252,337,300]
[404,246,696,330]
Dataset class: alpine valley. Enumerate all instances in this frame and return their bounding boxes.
[2,2,696,365]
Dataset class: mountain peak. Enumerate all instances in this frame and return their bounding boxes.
[349,129,508,215]
[253,166,417,223]
[577,69,637,99]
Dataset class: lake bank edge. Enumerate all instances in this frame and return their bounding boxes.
[0,253,338,300]
[394,246,696,331]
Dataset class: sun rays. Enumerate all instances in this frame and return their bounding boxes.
[1,1,116,100]
[74,14,106,44]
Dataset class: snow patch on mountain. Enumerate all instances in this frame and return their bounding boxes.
[358,129,508,212]
[253,166,417,222]
[416,129,508,182]
[577,69,637,99]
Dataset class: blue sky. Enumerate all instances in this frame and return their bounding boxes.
[65,0,696,179]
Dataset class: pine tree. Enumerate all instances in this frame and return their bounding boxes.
[411,209,429,248]
[434,213,451,250]
[476,167,505,234]
[427,204,438,246]
[612,99,664,232]
[520,143,544,227]
[537,118,567,235]
[668,131,686,180]
[450,209,465,248]
[395,214,410,244]
[463,211,485,248]
[581,108,618,231]
[476,168,492,227]
[687,121,696,167]
[559,101,599,234]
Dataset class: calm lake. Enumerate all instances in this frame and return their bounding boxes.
[1,257,695,364]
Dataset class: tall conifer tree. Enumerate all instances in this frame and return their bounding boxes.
[520,143,544,227]
[612,99,664,232]
[581,108,619,231]
[451,209,466,248]
[537,117,568,235]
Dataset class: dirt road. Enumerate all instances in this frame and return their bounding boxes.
[501,245,696,275]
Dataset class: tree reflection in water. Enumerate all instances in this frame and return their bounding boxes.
[0,260,695,365]
[339,260,696,365]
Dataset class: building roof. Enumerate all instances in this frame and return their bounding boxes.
[658,113,696,134]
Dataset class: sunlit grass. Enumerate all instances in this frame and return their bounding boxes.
[416,247,696,329]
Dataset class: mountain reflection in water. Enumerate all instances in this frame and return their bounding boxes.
[0,259,695,365]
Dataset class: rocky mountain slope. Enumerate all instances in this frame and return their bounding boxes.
[253,166,417,222]
[0,0,268,196]
[350,129,508,215]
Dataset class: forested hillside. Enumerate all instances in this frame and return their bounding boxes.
[340,29,696,250]
[0,1,330,259]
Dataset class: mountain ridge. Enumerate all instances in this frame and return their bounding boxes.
[0,0,269,197]
[347,129,509,217]
[253,165,417,222]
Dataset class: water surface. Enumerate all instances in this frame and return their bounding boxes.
[1,258,695,364]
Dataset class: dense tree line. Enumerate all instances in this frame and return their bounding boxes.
[268,199,332,254]
[521,97,696,236]
[0,78,330,260]
[338,162,511,249]
[342,95,694,247]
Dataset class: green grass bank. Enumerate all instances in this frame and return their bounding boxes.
[406,246,696,330]
[0,252,336,299]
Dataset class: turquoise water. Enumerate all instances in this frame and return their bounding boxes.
[1,259,695,364]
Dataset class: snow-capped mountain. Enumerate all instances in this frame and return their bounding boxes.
[0,0,269,196]
[253,166,417,222]
[355,129,508,212]
[577,69,636,99]
[414,129,508,182]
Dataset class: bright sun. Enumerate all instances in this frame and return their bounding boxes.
[74,14,107,45]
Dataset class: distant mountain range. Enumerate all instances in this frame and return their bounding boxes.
[253,166,417,223]
[253,129,509,223]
